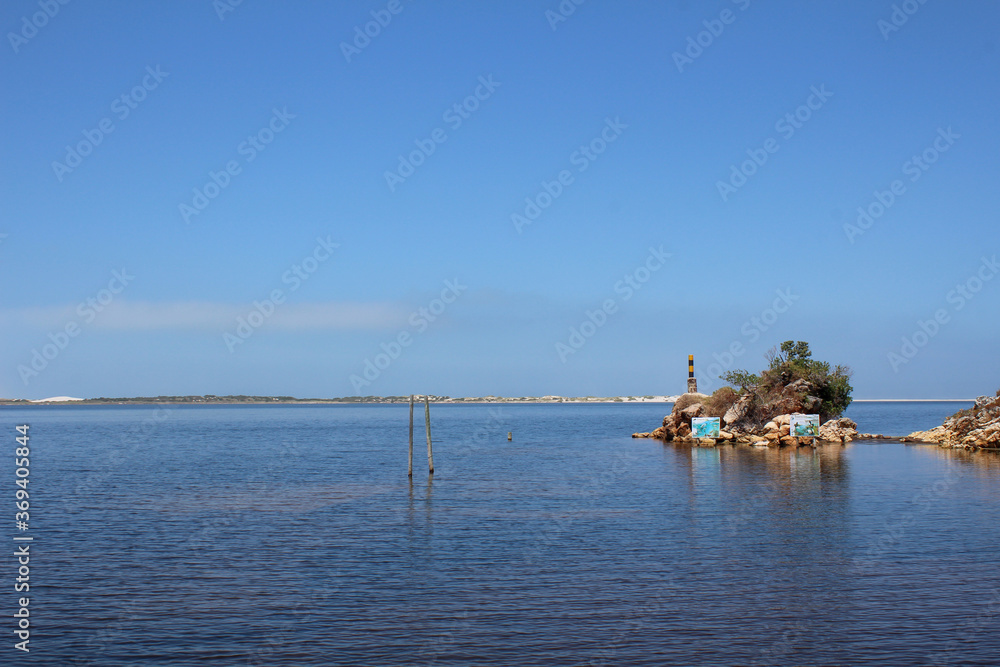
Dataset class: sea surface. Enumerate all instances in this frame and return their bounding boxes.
[3,401,999,666]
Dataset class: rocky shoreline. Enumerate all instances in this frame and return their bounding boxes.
[901,392,1000,449]
[633,389,1000,450]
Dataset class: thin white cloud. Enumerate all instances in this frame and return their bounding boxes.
[0,300,410,332]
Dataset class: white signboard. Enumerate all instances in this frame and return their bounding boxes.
[692,417,721,438]
[790,414,820,437]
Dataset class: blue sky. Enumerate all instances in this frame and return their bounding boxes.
[1,0,997,399]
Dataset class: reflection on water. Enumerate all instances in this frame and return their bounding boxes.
[910,441,1000,474]
[666,443,853,567]
[668,441,850,508]
[674,439,849,477]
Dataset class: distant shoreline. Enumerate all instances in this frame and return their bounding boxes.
[0,395,976,406]
[0,394,681,406]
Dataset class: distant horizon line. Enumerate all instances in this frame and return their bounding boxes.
[0,394,979,405]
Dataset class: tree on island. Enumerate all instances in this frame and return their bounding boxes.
[719,340,854,424]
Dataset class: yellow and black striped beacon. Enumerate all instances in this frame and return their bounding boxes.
[687,355,698,393]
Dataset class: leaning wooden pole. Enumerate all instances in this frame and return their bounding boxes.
[425,395,434,475]
[408,395,414,477]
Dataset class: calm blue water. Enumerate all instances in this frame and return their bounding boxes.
[842,401,975,437]
[3,402,999,666]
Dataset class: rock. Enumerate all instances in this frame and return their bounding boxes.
[781,380,822,412]
[901,426,949,444]
[818,417,858,443]
[723,394,752,426]
[632,432,651,438]
[960,423,1000,448]
[651,426,669,439]
[659,393,709,435]
[779,435,797,446]
[763,421,778,432]
[721,386,825,435]
[784,378,813,395]
[779,424,791,437]
[767,380,813,414]
[952,415,976,433]
[681,404,705,421]
[975,395,993,408]
[719,430,734,440]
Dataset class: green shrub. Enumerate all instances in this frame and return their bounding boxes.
[720,369,759,393]
[720,341,853,421]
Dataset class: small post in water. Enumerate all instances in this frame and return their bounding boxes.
[408,395,414,477]
[425,395,434,475]
[687,355,698,393]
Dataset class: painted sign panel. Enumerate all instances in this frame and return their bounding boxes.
[692,417,721,438]
[790,414,820,437]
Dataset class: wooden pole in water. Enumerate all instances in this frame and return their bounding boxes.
[408,395,414,477]
[425,395,434,475]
